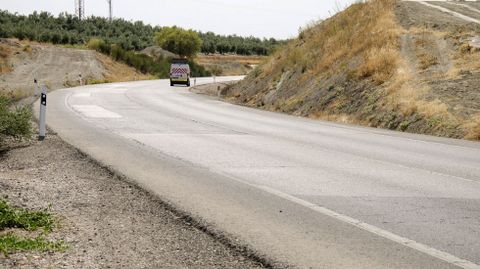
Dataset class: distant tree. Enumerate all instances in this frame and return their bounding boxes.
[154,26,202,58]
[0,10,284,55]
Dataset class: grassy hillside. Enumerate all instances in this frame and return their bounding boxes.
[224,0,480,140]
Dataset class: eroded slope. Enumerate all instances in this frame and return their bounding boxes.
[223,0,480,140]
[0,39,150,98]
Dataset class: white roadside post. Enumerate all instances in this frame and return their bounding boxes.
[194,77,197,86]
[38,86,47,141]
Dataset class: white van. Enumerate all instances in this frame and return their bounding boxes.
[170,59,191,87]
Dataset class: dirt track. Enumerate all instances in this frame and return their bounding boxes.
[0,133,266,269]
[395,1,480,31]
[395,1,480,122]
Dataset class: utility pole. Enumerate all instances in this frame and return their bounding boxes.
[107,0,112,22]
[75,0,85,20]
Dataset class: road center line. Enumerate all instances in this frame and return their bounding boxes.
[217,170,480,269]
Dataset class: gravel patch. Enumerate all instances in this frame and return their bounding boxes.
[0,134,266,269]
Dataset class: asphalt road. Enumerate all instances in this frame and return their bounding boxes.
[40,77,480,269]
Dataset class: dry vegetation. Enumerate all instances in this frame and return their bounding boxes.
[197,54,266,76]
[0,44,13,74]
[221,0,480,140]
[261,0,400,84]
[94,53,152,83]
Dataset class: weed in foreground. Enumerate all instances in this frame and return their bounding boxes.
[0,95,33,145]
[0,200,55,232]
[0,233,67,256]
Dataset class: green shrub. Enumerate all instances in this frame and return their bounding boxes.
[0,96,32,143]
[87,38,111,54]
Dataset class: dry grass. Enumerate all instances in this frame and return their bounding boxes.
[95,53,153,82]
[357,47,399,84]
[464,114,480,140]
[418,52,438,70]
[262,0,401,85]
[227,0,479,140]
[387,58,451,118]
[414,36,439,70]
[197,54,265,65]
[0,88,32,102]
[0,45,13,74]
[197,54,265,76]
[451,41,480,74]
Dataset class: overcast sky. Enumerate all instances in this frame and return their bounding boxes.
[0,0,356,39]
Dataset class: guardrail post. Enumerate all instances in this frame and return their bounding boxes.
[38,86,47,141]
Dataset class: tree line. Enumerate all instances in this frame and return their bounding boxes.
[199,32,281,55]
[0,10,283,56]
[87,38,210,78]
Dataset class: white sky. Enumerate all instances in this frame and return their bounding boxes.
[0,0,356,39]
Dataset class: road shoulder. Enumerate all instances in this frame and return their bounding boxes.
[0,133,266,268]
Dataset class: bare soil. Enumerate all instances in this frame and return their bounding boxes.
[394,1,480,31]
[197,55,265,76]
[0,39,149,97]
[428,1,480,21]
[395,1,480,131]
[0,133,266,269]
[191,82,237,97]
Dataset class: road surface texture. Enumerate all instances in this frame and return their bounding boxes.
[39,76,480,269]
[0,133,266,269]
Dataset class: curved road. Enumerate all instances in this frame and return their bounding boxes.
[41,77,480,268]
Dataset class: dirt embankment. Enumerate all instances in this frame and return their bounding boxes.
[221,0,480,140]
[197,55,265,76]
[0,133,266,269]
[0,39,150,98]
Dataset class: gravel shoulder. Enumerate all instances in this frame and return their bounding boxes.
[0,132,266,269]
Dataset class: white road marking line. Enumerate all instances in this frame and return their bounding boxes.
[71,105,122,119]
[411,1,480,24]
[66,82,480,267]
[74,93,91,98]
[216,169,480,269]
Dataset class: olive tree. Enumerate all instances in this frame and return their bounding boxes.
[154,26,202,58]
